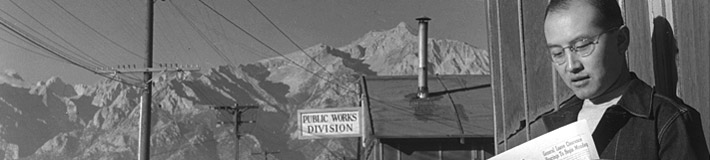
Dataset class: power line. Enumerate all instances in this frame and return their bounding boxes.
[0,6,143,83]
[156,2,472,159]
[0,27,65,63]
[200,2,469,143]
[9,0,107,68]
[199,4,470,134]
[245,0,331,74]
[245,0,357,93]
[0,16,87,68]
[188,2,271,60]
[145,76,465,160]
[184,0,271,60]
[167,0,233,65]
[199,1,365,98]
[48,0,148,60]
[0,8,98,68]
[142,71,473,159]
[154,4,194,64]
[197,0,359,95]
[0,17,135,86]
[2,28,144,82]
[9,1,453,159]
[154,4,180,64]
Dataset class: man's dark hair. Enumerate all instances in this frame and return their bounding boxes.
[545,0,624,29]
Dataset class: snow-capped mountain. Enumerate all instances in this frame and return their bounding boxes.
[0,22,488,160]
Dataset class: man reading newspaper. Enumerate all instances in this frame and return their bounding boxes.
[540,0,709,159]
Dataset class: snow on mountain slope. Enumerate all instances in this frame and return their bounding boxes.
[0,22,488,160]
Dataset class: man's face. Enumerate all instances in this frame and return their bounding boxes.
[544,2,626,100]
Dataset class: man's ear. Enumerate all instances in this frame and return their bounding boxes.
[617,26,630,54]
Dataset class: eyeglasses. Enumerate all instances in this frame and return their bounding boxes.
[549,25,624,65]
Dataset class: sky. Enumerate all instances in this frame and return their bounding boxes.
[0,0,488,85]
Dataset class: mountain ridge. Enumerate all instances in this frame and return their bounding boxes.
[0,22,489,160]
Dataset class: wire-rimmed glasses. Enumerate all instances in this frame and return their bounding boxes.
[549,25,624,65]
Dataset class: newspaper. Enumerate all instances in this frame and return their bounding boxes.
[490,120,599,160]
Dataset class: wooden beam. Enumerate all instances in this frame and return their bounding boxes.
[486,0,505,153]
[497,0,527,150]
[521,0,555,132]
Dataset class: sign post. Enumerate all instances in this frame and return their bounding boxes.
[297,107,362,139]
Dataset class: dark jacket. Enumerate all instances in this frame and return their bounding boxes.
[542,74,709,159]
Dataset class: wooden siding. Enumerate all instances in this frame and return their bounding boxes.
[497,0,527,148]
[520,0,555,138]
[673,0,710,150]
[485,0,505,152]
[488,0,710,154]
[487,0,558,153]
[625,1,655,84]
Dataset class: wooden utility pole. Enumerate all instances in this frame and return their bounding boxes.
[212,104,258,160]
[97,2,198,159]
[139,0,154,159]
[251,150,280,160]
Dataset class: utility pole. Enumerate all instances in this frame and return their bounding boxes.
[212,104,258,160]
[99,1,198,159]
[251,150,280,160]
[139,0,154,159]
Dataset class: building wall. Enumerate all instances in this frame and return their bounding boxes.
[488,0,710,154]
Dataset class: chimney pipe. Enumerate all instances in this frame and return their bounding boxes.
[416,17,431,99]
